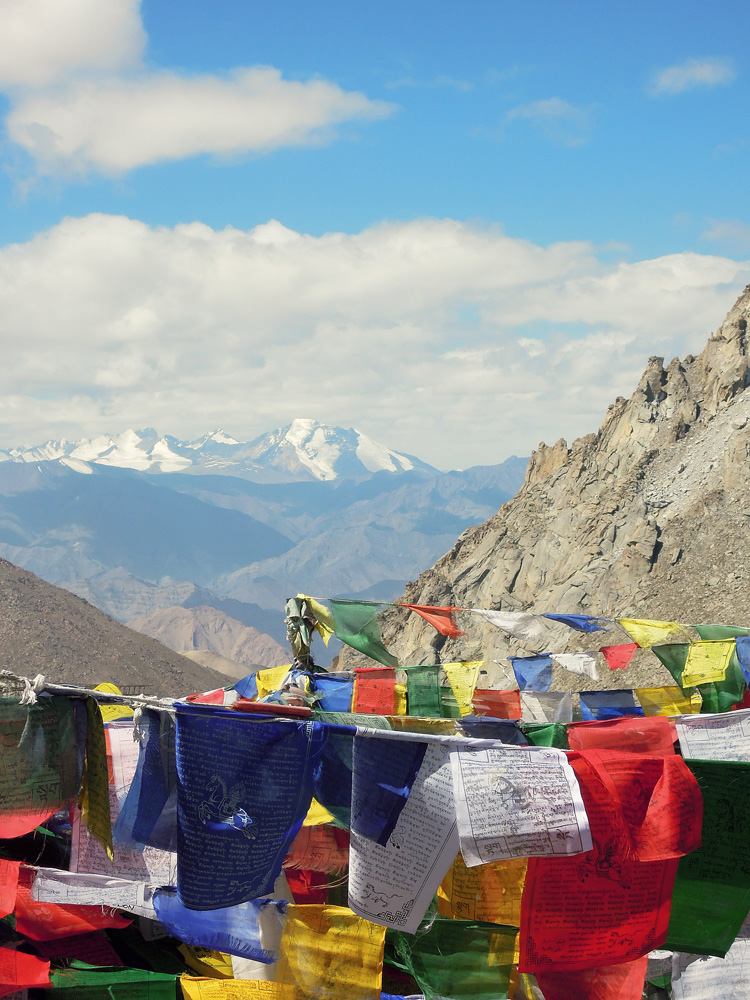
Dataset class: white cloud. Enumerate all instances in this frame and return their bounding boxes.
[0,0,393,174]
[7,68,394,174]
[0,0,145,89]
[649,58,735,96]
[701,218,750,252]
[505,97,594,147]
[0,214,746,468]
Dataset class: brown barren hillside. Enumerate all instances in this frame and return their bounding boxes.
[342,285,750,691]
[0,557,230,697]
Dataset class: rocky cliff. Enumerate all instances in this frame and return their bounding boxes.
[350,285,750,690]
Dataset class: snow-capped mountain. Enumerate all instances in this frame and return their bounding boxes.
[0,420,437,483]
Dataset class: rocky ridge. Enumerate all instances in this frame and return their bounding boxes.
[351,285,750,691]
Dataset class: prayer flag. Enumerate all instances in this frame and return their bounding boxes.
[519,691,573,724]
[472,689,522,719]
[394,918,517,1000]
[399,603,464,638]
[0,861,18,919]
[535,956,648,1000]
[298,594,335,645]
[181,978,296,998]
[330,600,398,667]
[404,665,442,717]
[736,636,750,684]
[93,683,134,723]
[617,618,683,647]
[578,689,644,721]
[438,853,527,926]
[510,655,553,692]
[550,652,599,681]
[542,614,610,633]
[671,930,750,998]
[312,675,352,713]
[15,872,130,940]
[636,686,702,717]
[353,667,396,715]
[256,664,292,701]
[694,624,750,640]
[50,961,176,997]
[567,716,676,755]
[78,698,113,862]
[681,640,734,686]
[351,734,427,846]
[443,661,482,715]
[600,642,638,670]
[522,722,569,749]
[0,946,50,995]
[175,705,324,908]
[273,904,386,1000]
[470,609,545,642]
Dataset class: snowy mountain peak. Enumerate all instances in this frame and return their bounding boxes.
[0,421,436,483]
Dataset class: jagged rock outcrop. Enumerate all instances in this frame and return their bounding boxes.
[344,286,750,690]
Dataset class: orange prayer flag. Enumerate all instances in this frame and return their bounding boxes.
[399,604,465,639]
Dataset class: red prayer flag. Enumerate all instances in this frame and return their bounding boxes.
[285,868,328,904]
[535,956,648,1000]
[0,861,18,920]
[0,946,50,996]
[14,871,130,941]
[600,643,638,670]
[32,931,125,967]
[567,715,676,755]
[518,747,698,972]
[471,689,522,719]
[399,604,465,639]
[353,667,396,715]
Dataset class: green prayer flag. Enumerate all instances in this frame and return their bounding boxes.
[694,625,750,640]
[51,961,177,999]
[405,665,442,717]
[521,722,570,749]
[666,760,750,956]
[651,644,746,712]
[439,686,462,719]
[394,919,517,1000]
[329,599,398,667]
[651,643,688,685]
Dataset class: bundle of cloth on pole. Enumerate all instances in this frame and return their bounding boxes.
[2,605,750,999]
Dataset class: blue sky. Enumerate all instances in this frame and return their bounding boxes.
[0,0,748,467]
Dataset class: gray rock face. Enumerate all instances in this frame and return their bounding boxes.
[350,286,750,691]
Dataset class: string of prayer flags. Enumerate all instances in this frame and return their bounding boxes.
[353,667,396,715]
[175,706,325,909]
[438,852,527,926]
[510,655,553,692]
[542,613,610,633]
[674,708,750,761]
[617,617,684,647]
[272,904,386,1000]
[636,685,702,717]
[153,890,287,962]
[443,661,482,715]
[550,651,599,681]
[519,691,573,724]
[535,956,648,1000]
[578,689,644,721]
[329,599,398,667]
[399,603,465,638]
[472,688,522,719]
[470,609,545,642]
[404,665,442,717]
[567,715,676,755]
[394,918,517,1000]
[666,760,750,957]
[600,642,638,670]
[0,697,82,839]
[297,593,335,645]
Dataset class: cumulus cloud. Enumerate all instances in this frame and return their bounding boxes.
[0,0,145,89]
[0,214,746,468]
[0,0,393,174]
[649,58,735,96]
[505,97,595,147]
[701,218,750,252]
[7,69,393,174]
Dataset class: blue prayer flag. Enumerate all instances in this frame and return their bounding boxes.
[313,675,353,712]
[510,655,553,692]
[351,735,427,846]
[543,614,610,633]
[579,689,645,721]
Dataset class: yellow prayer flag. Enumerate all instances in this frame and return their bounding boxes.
[617,618,684,648]
[393,682,407,716]
[256,664,292,701]
[274,905,386,1000]
[177,946,234,979]
[443,661,483,717]
[298,594,335,646]
[94,683,134,723]
[78,698,113,862]
[388,716,457,735]
[303,798,335,827]
[438,852,527,928]
[681,640,734,687]
[636,686,702,717]
[180,977,297,998]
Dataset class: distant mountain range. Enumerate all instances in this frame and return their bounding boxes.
[1,418,436,483]
[0,419,528,666]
